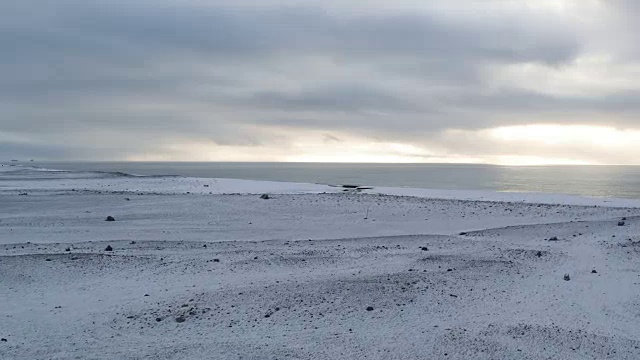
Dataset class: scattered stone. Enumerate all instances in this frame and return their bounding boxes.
[105,216,115,222]
[130,241,136,245]
[144,294,149,297]
[549,236,558,241]
[449,294,458,298]
[447,269,453,272]
[459,232,467,236]
[591,269,597,274]
[45,258,51,261]
[622,217,627,221]
[105,245,113,252]
[260,194,270,200]
[125,198,130,201]
[420,247,429,251]
[213,258,220,262]
[563,274,571,281]
[175,316,186,323]
[618,221,625,226]
[1,338,6,342]
[366,306,374,311]
[65,247,71,252]
[535,251,542,257]
[155,317,162,322]
[203,244,207,248]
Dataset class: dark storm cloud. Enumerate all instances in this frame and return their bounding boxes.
[0,0,638,160]
[3,2,579,64]
[447,89,640,116]
[241,85,423,112]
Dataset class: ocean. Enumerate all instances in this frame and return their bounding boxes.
[7,161,640,200]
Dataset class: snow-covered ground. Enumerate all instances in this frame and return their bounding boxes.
[2,165,640,359]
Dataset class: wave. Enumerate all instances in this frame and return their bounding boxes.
[0,163,178,180]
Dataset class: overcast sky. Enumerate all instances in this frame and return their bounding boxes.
[2,0,639,164]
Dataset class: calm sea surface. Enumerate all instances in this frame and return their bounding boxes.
[9,162,640,199]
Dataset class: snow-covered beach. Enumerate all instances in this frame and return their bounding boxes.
[3,165,640,359]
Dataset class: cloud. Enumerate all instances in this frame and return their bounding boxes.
[0,0,638,163]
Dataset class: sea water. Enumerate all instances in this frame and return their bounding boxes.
[6,162,640,199]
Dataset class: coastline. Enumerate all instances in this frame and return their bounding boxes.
[2,165,640,359]
[3,164,640,208]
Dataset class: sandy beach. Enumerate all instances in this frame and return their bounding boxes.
[3,165,640,359]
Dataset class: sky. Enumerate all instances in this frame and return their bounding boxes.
[1,0,639,165]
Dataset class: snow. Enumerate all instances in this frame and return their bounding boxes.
[2,164,640,359]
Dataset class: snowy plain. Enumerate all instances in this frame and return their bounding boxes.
[2,164,640,359]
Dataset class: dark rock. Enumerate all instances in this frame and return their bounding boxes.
[130,241,136,245]
[459,232,467,236]
[203,244,207,248]
[591,269,597,274]
[175,316,186,323]
[45,259,51,261]
[260,194,270,200]
[213,258,220,262]
[618,221,625,226]
[156,317,162,322]
[65,247,71,252]
[366,306,374,311]
[536,251,543,257]
[622,217,627,221]
[549,236,558,241]
[125,198,130,201]
[563,274,571,281]
[105,245,113,252]
[144,294,149,297]
[1,338,6,342]
[420,247,429,251]
[105,216,115,222]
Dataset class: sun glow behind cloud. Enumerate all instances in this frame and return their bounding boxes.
[487,124,640,149]
[126,124,640,166]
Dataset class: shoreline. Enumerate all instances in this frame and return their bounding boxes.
[3,164,640,208]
